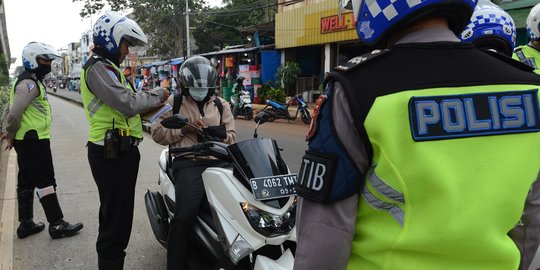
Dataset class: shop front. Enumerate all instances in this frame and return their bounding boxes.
[275,0,369,100]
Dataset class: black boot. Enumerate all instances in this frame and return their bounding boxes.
[98,256,125,270]
[16,189,45,239]
[40,193,83,239]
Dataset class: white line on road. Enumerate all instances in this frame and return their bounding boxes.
[0,150,17,270]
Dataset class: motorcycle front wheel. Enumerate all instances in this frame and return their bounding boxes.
[301,110,312,124]
[232,105,238,119]
[244,107,253,120]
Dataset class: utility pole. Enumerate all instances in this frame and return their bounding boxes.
[185,0,191,58]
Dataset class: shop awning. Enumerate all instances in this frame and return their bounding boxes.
[151,60,169,67]
[169,58,184,65]
[200,46,264,57]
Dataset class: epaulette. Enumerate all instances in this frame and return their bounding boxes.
[334,49,390,72]
[481,48,535,72]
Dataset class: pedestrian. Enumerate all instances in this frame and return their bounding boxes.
[151,55,235,270]
[1,41,83,239]
[460,0,516,56]
[80,11,169,269]
[294,0,540,269]
[513,3,540,73]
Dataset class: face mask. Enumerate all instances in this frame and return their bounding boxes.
[33,64,52,80]
[189,88,209,101]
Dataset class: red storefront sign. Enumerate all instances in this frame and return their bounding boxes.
[320,12,355,34]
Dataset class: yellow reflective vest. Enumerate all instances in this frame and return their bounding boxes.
[9,77,51,140]
[80,57,143,142]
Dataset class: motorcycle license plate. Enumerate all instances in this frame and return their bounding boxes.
[250,174,298,200]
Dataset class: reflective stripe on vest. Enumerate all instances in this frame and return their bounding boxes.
[513,46,540,73]
[361,166,405,226]
[9,81,51,140]
[80,58,143,142]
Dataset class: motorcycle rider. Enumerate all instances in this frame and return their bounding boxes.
[295,0,540,269]
[230,76,245,112]
[151,55,236,270]
[513,3,540,73]
[80,11,169,269]
[1,42,83,239]
[460,0,516,56]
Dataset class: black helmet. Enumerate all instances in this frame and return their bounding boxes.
[179,56,217,90]
[236,76,245,83]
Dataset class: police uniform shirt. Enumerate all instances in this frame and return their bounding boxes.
[2,78,42,139]
[294,27,540,270]
[85,59,166,118]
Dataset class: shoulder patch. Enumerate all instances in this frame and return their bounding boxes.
[335,49,390,72]
[105,67,120,82]
[306,93,328,141]
[26,82,35,92]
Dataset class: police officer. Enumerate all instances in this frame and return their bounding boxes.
[151,56,235,270]
[80,11,169,269]
[460,0,516,56]
[294,0,540,269]
[1,42,83,239]
[513,3,540,73]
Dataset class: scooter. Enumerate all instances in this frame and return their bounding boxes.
[230,88,254,120]
[145,112,296,270]
[261,93,311,125]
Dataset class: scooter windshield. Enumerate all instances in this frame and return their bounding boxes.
[228,138,289,181]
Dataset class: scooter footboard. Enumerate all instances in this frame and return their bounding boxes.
[144,190,169,248]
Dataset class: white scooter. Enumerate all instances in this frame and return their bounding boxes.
[145,112,296,270]
[230,88,254,120]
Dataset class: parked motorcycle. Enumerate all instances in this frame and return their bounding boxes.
[230,88,253,120]
[261,93,312,124]
[145,112,296,270]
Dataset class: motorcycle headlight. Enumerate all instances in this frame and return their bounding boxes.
[240,199,296,237]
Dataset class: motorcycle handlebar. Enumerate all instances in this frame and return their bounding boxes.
[168,141,230,161]
[168,142,207,155]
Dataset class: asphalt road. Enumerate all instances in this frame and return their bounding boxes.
[0,94,309,270]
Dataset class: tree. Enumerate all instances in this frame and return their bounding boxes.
[74,0,277,56]
[275,62,301,96]
[191,0,277,53]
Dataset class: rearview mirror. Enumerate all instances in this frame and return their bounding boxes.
[254,111,271,124]
[160,114,188,129]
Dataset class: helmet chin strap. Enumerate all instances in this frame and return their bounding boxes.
[92,46,121,66]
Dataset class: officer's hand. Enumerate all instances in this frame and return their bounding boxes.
[161,87,170,102]
[4,137,13,151]
[160,80,170,89]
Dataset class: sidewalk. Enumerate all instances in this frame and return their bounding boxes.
[46,88,316,133]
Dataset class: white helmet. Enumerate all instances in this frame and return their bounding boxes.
[93,11,148,55]
[526,3,540,40]
[22,42,60,70]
